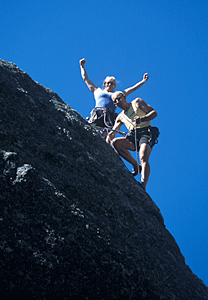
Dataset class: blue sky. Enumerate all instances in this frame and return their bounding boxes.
[1,0,208,286]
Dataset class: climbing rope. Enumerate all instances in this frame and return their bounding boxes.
[134,119,140,175]
[121,113,140,175]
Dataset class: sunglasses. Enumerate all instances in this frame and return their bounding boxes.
[105,81,114,85]
[113,95,123,103]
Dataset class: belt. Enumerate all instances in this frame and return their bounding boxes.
[130,126,151,134]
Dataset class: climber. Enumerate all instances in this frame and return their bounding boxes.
[106,91,159,190]
[79,58,149,134]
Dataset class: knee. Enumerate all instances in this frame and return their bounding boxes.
[112,139,126,155]
[140,154,149,165]
[140,144,151,165]
[112,139,121,150]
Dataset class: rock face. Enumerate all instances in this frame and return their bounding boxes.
[0,59,207,300]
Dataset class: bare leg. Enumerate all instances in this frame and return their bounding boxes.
[139,143,152,189]
[112,137,137,166]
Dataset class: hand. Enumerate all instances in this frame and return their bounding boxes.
[143,73,149,82]
[79,58,86,67]
[135,117,141,125]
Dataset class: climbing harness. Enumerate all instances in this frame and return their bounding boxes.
[88,108,117,130]
[149,126,160,145]
[87,107,126,152]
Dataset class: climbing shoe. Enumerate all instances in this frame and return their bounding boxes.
[132,164,141,176]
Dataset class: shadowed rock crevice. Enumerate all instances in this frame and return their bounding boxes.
[0,59,207,299]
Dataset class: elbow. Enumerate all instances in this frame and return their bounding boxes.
[154,110,158,118]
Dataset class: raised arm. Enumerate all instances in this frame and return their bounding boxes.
[123,73,149,97]
[79,58,98,93]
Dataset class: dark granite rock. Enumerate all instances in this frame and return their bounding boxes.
[0,58,207,300]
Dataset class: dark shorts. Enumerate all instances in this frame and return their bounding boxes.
[126,126,159,150]
[88,108,118,129]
